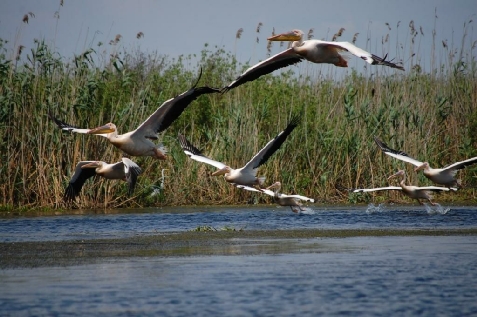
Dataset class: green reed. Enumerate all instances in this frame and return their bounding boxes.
[1,19,476,211]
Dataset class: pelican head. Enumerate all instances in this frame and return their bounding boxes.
[211,166,232,176]
[88,123,116,135]
[388,169,405,180]
[81,161,103,169]
[414,162,430,172]
[267,29,303,42]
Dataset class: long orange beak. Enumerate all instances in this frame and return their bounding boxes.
[267,31,301,42]
[388,170,404,180]
[88,123,115,134]
[211,167,229,176]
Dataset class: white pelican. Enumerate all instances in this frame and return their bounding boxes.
[178,116,300,187]
[64,157,142,201]
[222,29,404,92]
[353,170,456,205]
[374,136,477,188]
[237,182,314,213]
[50,70,220,159]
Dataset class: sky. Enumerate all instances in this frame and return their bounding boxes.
[0,0,475,73]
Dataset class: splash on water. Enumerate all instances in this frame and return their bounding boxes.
[365,203,387,214]
[298,207,315,215]
[424,203,450,215]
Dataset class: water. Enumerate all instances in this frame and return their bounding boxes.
[0,204,476,243]
[1,205,477,316]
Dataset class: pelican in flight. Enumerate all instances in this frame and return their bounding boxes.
[222,29,404,92]
[50,70,220,159]
[178,116,300,187]
[353,170,456,205]
[374,136,477,188]
[237,182,314,213]
[64,157,142,202]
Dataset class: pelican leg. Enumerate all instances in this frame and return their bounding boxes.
[427,199,437,206]
[290,206,300,213]
[154,148,167,160]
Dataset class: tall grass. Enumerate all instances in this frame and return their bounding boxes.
[1,17,476,210]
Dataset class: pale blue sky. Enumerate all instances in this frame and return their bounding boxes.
[0,0,475,72]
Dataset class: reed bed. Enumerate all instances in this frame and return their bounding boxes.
[1,19,476,211]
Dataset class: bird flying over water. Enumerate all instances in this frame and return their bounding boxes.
[374,136,477,188]
[222,29,404,92]
[50,69,220,159]
[178,116,300,187]
[353,170,456,206]
[64,157,142,202]
[237,181,314,213]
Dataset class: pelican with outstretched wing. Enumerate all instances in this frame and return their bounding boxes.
[237,181,314,213]
[64,157,142,201]
[50,69,220,159]
[178,116,300,187]
[374,136,477,188]
[222,29,404,92]
[353,170,456,205]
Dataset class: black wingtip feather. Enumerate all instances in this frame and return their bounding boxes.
[178,133,204,156]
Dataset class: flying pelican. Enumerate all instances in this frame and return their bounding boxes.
[353,170,456,205]
[374,136,477,188]
[64,157,142,201]
[222,29,404,92]
[237,182,314,213]
[178,116,300,187]
[50,70,220,159]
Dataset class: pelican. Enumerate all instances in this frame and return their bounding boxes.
[374,136,477,188]
[50,70,220,159]
[353,170,456,205]
[178,116,300,187]
[237,182,314,213]
[222,29,404,92]
[64,157,142,201]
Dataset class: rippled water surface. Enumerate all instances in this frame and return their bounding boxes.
[1,204,477,316]
[0,204,476,242]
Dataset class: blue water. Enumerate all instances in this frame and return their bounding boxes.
[0,204,475,243]
[1,204,477,316]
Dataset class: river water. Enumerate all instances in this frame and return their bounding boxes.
[1,204,477,316]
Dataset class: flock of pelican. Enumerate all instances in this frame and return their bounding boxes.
[48,28,474,211]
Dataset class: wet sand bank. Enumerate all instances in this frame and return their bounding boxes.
[2,228,477,268]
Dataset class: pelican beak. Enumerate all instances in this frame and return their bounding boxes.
[414,164,425,172]
[82,162,100,169]
[267,31,301,42]
[211,167,229,176]
[88,123,115,134]
[387,170,403,180]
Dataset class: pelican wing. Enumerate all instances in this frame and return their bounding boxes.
[353,186,403,193]
[49,113,91,134]
[417,186,457,192]
[222,48,304,92]
[178,133,226,170]
[374,136,423,167]
[121,158,142,196]
[236,184,275,197]
[64,161,97,201]
[324,41,404,70]
[243,115,300,170]
[279,193,314,202]
[134,71,220,139]
[443,156,477,171]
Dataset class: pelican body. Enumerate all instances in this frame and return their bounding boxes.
[222,29,404,92]
[51,69,220,159]
[178,116,300,187]
[237,182,314,213]
[353,170,456,205]
[64,157,142,201]
[374,136,477,188]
